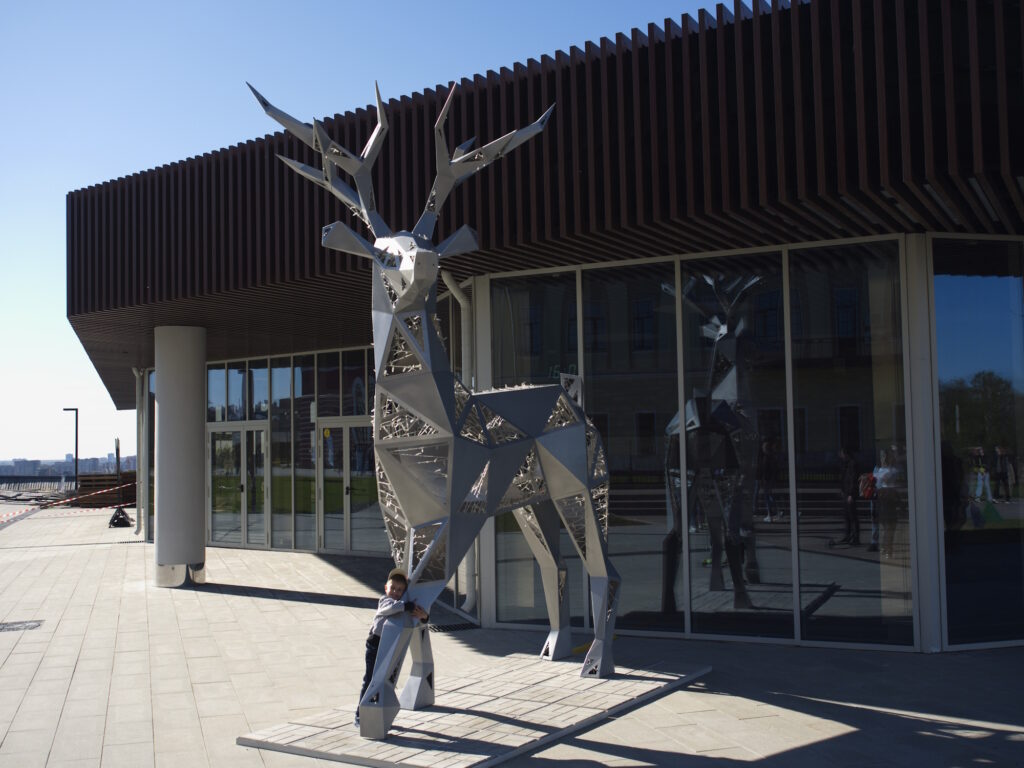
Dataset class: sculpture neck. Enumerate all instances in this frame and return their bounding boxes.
[372,277,450,378]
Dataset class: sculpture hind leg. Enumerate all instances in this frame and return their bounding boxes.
[552,485,620,678]
[513,502,572,660]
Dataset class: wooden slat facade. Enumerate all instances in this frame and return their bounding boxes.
[67,0,1024,408]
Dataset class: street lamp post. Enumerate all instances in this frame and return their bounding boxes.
[63,407,78,492]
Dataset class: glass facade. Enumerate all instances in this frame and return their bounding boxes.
[293,354,317,550]
[490,239,924,646]
[139,234,1024,651]
[270,357,292,549]
[583,263,680,631]
[492,272,578,386]
[682,253,793,638]
[790,242,911,645]
[934,239,1024,644]
[197,348,373,553]
[492,272,586,626]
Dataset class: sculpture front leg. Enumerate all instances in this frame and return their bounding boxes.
[398,623,435,709]
[359,622,411,740]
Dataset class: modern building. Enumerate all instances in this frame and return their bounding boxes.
[67,0,1023,651]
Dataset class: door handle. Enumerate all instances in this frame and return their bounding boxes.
[239,485,244,493]
[345,486,351,496]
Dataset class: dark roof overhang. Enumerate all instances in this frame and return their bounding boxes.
[67,0,1024,408]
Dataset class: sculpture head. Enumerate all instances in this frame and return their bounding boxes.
[367,233,441,313]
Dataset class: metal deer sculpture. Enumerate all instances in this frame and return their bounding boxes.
[251,83,621,739]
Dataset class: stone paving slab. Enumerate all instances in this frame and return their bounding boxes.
[237,652,710,767]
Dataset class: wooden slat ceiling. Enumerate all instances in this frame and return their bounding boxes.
[67,0,1024,408]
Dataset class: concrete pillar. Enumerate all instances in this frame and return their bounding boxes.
[154,326,207,587]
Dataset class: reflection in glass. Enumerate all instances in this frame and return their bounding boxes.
[342,349,366,416]
[322,427,345,550]
[934,239,1024,644]
[350,426,386,552]
[210,431,241,544]
[227,362,245,421]
[491,272,578,386]
[270,357,292,548]
[317,351,340,418]
[246,429,267,545]
[249,359,269,420]
[496,514,586,626]
[491,272,583,626]
[681,254,793,638]
[293,355,316,550]
[582,263,681,631]
[207,365,225,422]
[790,241,911,645]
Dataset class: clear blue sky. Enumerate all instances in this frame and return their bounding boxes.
[0,0,706,461]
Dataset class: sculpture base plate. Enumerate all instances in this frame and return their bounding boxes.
[237,652,710,767]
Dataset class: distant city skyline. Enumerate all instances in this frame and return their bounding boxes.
[0,454,137,476]
[0,0,706,462]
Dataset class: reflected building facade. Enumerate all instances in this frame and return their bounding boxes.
[69,1,1023,651]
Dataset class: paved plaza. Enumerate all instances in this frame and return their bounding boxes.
[0,501,1021,767]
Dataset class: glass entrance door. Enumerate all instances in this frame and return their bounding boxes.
[320,425,346,551]
[211,431,241,545]
[317,421,386,554]
[245,429,268,547]
[209,428,268,547]
[349,425,385,552]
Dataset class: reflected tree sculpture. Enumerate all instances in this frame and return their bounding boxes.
[666,274,764,610]
[251,83,620,738]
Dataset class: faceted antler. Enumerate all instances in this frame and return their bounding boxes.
[413,84,555,245]
[248,82,391,258]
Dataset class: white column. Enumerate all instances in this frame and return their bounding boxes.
[154,326,207,587]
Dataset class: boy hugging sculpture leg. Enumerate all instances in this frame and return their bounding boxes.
[356,568,428,729]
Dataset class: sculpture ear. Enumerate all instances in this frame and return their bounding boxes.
[436,225,478,259]
[322,221,378,259]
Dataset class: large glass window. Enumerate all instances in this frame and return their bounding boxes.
[934,239,1024,644]
[681,254,793,638]
[790,240,912,645]
[270,356,292,549]
[248,359,268,420]
[492,271,586,627]
[584,263,681,631]
[227,362,245,421]
[342,349,366,416]
[317,351,340,418]
[293,354,316,550]
[207,364,225,422]
[491,273,578,386]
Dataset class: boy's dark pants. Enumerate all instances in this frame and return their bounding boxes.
[359,633,381,704]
